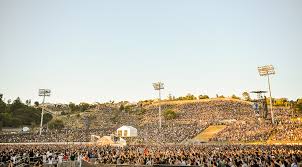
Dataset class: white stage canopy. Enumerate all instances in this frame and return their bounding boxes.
[117,125,137,137]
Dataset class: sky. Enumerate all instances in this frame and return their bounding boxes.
[0,0,301,104]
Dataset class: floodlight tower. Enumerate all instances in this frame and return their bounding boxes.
[258,65,275,124]
[250,90,268,119]
[152,82,164,129]
[38,89,51,135]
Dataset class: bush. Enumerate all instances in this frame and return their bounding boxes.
[163,109,177,120]
[231,94,240,99]
[199,95,209,99]
[138,108,146,115]
[48,119,64,130]
[119,104,125,111]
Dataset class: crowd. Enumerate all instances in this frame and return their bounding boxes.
[211,107,302,142]
[0,99,301,144]
[211,120,274,142]
[134,121,207,144]
[271,120,302,141]
[143,99,255,125]
[144,99,268,143]
[0,144,301,166]
[0,128,112,143]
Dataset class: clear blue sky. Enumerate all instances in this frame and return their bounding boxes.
[0,0,301,104]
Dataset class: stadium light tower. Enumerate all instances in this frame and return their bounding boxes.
[38,89,51,135]
[152,82,164,129]
[258,65,275,124]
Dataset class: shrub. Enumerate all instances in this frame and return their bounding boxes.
[48,119,64,130]
[163,109,177,120]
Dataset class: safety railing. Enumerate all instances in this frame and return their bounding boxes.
[81,163,201,167]
[43,160,81,167]
[81,160,201,167]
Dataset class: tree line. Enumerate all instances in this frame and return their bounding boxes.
[0,95,52,129]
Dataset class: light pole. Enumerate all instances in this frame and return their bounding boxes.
[38,89,51,135]
[258,65,275,124]
[153,82,164,129]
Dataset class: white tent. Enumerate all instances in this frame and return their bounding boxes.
[22,127,30,132]
[116,126,137,137]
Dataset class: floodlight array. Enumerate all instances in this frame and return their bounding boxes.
[39,89,51,96]
[153,82,164,90]
[258,65,275,76]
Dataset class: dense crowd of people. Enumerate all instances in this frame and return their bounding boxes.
[0,99,302,167]
[0,128,112,143]
[134,121,206,144]
[0,99,301,144]
[271,121,302,141]
[0,144,301,166]
[211,120,274,142]
[144,99,277,143]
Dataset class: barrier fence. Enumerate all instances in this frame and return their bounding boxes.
[81,161,200,167]
[44,161,81,167]
[81,159,201,167]
[0,156,36,167]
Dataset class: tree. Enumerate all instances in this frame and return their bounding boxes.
[69,102,77,112]
[138,108,146,115]
[119,104,125,111]
[297,98,302,105]
[185,93,197,100]
[124,105,132,112]
[0,97,52,127]
[266,97,275,105]
[168,94,173,101]
[10,97,23,112]
[30,122,36,130]
[231,94,240,100]
[15,97,21,103]
[242,92,251,101]
[295,98,302,114]
[296,104,302,113]
[48,119,64,130]
[25,99,31,106]
[163,109,177,120]
[274,98,288,106]
[0,94,3,101]
[176,94,197,101]
[79,103,90,112]
[0,99,6,113]
[198,95,209,99]
[34,101,39,107]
